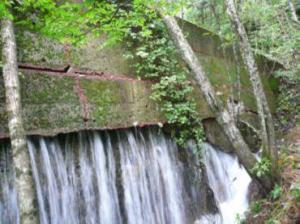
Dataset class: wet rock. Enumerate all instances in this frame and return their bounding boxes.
[237,120,261,153]
[179,142,220,223]
[203,117,261,153]
[247,180,264,204]
[203,118,234,153]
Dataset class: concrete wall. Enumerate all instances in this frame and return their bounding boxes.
[0,19,279,137]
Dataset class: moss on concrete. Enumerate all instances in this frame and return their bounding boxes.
[0,19,280,137]
[16,31,67,67]
[0,70,165,137]
[192,54,277,115]
[81,79,123,126]
[19,72,83,132]
[80,78,163,129]
[70,36,134,76]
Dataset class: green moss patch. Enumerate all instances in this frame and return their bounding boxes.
[20,72,83,132]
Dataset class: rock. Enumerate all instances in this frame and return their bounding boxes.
[237,120,261,153]
[203,118,234,153]
[179,143,220,223]
[203,117,261,153]
[247,180,264,204]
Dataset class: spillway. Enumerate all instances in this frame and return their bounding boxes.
[0,127,251,224]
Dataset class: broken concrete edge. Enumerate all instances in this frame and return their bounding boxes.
[17,65,152,83]
[0,121,167,140]
[0,116,261,160]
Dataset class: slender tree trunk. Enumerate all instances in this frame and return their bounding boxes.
[160,14,273,189]
[1,18,38,224]
[225,0,278,174]
[288,0,299,23]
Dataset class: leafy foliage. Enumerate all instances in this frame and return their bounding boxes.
[240,1,300,67]
[250,200,264,214]
[185,0,300,67]
[184,0,300,129]
[1,0,204,151]
[275,69,300,129]
[251,157,272,177]
[291,182,300,202]
[14,1,140,45]
[0,0,12,19]
[270,184,282,200]
[265,218,280,224]
[124,12,205,149]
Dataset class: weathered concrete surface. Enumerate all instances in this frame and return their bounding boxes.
[0,70,163,137]
[15,20,278,112]
[0,19,279,138]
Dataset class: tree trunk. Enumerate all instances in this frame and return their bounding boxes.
[288,0,299,23]
[1,18,38,224]
[225,0,278,174]
[160,14,273,189]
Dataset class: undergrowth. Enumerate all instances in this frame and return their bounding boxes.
[247,140,300,224]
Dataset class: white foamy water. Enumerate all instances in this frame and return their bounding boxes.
[203,143,252,224]
[28,132,122,224]
[119,129,186,224]
[0,128,252,224]
[0,144,19,224]
[26,128,188,224]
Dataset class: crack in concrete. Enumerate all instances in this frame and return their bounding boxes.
[74,77,90,124]
[18,63,149,82]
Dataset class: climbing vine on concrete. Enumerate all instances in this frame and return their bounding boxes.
[124,14,204,150]
[5,0,204,150]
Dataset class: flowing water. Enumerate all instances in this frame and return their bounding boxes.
[118,128,186,224]
[0,127,252,224]
[203,143,252,224]
[0,143,19,224]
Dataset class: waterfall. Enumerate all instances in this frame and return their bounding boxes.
[27,131,122,224]
[0,127,252,224]
[0,143,19,224]
[203,143,252,224]
[118,128,186,224]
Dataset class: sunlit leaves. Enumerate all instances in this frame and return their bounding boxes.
[125,15,205,149]
[270,184,282,200]
[291,182,300,202]
[251,157,272,177]
[240,0,299,67]
[0,0,13,20]
[138,0,188,16]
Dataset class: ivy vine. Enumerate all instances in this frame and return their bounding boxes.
[124,15,204,151]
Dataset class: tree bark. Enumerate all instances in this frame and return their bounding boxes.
[288,0,299,23]
[225,0,278,173]
[160,14,273,189]
[1,18,38,224]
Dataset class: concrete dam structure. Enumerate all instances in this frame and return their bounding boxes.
[0,20,279,224]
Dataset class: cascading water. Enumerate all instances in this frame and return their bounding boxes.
[0,127,252,224]
[0,143,19,224]
[118,129,186,224]
[203,143,252,224]
[28,132,122,224]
